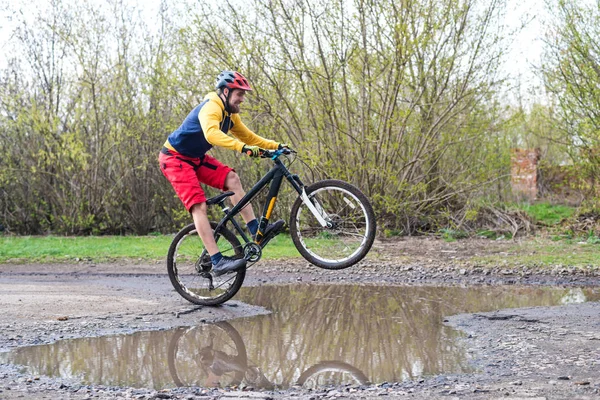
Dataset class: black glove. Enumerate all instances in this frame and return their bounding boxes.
[278,143,290,150]
[242,145,261,157]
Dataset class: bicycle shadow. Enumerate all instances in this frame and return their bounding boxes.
[167,321,370,389]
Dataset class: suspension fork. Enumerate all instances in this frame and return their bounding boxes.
[285,172,330,228]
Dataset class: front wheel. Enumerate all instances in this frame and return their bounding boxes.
[167,222,245,305]
[289,179,376,269]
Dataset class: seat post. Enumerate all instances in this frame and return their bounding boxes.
[218,200,229,213]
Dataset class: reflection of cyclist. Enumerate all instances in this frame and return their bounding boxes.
[199,346,246,387]
[169,322,369,389]
[159,71,287,276]
[198,339,272,389]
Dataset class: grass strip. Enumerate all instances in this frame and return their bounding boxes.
[0,234,300,263]
[473,237,600,268]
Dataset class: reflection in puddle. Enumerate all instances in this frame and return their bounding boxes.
[1,285,599,390]
[167,322,371,390]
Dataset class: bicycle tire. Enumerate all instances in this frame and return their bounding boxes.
[167,222,245,305]
[289,179,376,269]
[297,360,370,387]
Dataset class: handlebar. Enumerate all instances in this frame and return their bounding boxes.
[258,148,296,159]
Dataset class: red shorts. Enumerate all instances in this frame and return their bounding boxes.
[159,150,234,211]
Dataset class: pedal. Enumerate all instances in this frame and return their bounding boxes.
[257,220,286,248]
[258,231,277,249]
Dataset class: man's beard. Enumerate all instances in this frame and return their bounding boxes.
[229,103,240,113]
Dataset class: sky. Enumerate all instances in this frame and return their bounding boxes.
[502,0,547,105]
[0,0,550,106]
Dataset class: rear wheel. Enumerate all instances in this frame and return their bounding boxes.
[167,222,245,305]
[289,179,376,269]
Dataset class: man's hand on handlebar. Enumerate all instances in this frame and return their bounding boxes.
[242,145,296,158]
[278,143,294,155]
[242,145,261,157]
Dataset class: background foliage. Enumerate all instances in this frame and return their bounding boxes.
[0,0,597,235]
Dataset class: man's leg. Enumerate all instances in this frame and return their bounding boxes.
[195,156,256,225]
[224,171,256,224]
[190,202,246,276]
[197,156,283,243]
[190,202,219,255]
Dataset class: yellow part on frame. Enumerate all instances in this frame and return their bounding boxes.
[266,197,277,218]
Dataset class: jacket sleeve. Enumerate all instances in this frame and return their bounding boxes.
[199,101,246,152]
[229,114,279,150]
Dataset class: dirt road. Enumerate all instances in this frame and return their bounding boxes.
[1,237,599,399]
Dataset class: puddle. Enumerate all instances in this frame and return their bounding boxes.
[1,284,599,390]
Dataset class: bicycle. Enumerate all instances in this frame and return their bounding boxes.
[166,148,376,305]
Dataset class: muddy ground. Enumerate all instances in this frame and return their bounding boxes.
[1,237,599,399]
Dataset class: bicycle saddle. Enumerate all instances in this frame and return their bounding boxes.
[207,191,235,206]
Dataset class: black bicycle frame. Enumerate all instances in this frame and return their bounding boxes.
[213,156,304,244]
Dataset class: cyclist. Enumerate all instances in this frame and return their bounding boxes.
[159,70,286,276]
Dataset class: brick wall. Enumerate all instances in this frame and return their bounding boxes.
[511,148,541,201]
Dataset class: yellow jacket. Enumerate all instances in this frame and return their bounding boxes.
[164,92,278,157]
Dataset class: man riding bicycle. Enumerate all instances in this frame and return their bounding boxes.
[159,71,286,277]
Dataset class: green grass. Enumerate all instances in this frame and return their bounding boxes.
[0,234,300,263]
[473,237,600,268]
[246,233,300,259]
[438,228,469,242]
[516,202,575,226]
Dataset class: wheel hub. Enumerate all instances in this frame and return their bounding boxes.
[327,213,342,231]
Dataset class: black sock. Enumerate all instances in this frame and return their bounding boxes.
[211,252,223,265]
[247,219,258,236]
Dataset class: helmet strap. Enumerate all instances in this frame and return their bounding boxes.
[220,88,233,113]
